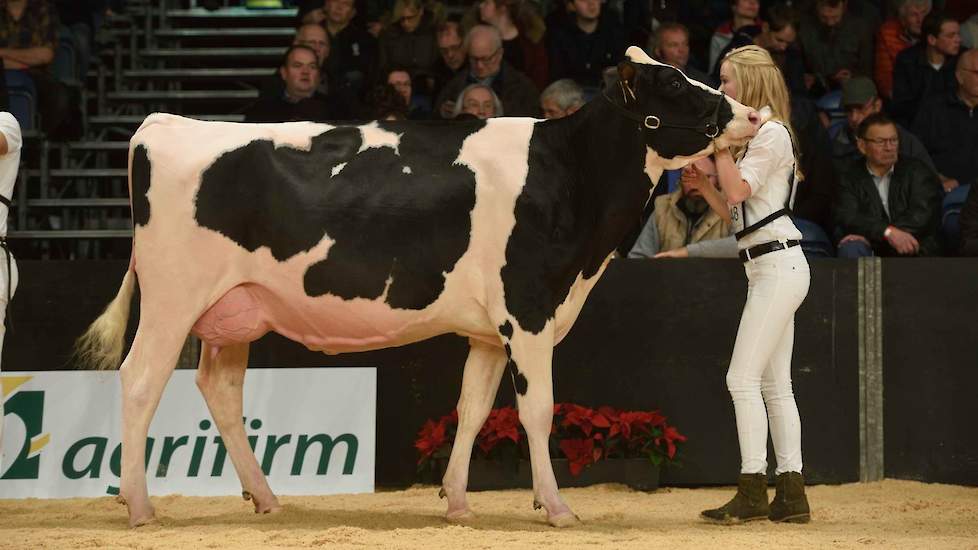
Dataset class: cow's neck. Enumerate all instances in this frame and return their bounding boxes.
[564,98,660,275]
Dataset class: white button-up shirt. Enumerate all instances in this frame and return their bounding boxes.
[866,163,895,218]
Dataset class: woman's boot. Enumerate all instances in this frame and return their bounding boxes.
[769,471,811,523]
[700,473,770,524]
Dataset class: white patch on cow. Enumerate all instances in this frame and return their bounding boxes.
[402,166,412,174]
[332,163,346,176]
[358,122,401,155]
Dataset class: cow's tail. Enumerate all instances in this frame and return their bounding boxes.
[74,266,136,370]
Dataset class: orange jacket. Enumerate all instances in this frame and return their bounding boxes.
[875,19,913,99]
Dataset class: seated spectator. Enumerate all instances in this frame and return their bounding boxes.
[320,0,377,96]
[464,0,549,90]
[0,0,71,136]
[263,23,332,98]
[540,78,583,119]
[707,0,760,75]
[891,11,961,127]
[711,5,805,93]
[377,0,442,85]
[628,156,732,259]
[650,22,712,85]
[546,0,624,91]
[429,20,466,101]
[623,0,681,49]
[962,12,978,49]
[834,113,942,257]
[959,184,978,255]
[912,50,978,195]
[451,83,503,119]
[875,0,931,99]
[833,76,935,173]
[435,25,539,118]
[245,45,335,123]
[386,67,428,118]
[789,94,839,257]
[366,83,409,120]
[798,0,874,94]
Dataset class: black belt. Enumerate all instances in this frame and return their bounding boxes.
[739,239,800,262]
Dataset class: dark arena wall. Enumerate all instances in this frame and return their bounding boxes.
[7,259,977,487]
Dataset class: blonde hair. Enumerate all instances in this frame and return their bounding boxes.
[721,45,803,179]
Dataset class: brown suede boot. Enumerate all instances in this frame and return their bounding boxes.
[701,473,770,524]
[769,471,811,523]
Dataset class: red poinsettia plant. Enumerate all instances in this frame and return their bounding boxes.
[415,403,687,477]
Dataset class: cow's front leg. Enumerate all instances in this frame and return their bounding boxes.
[440,340,507,522]
[196,342,281,515]
[508,323,579,527]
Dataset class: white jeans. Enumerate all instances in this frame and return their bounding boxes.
[726,245,809,475]
[0,253,19,470]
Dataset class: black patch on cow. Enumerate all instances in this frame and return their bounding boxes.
[499,321,513,339]
[131,144,152,226]
[195,120,486,310]
[502,67,729,334]
[504,343,512,357]
[508,358,528,396]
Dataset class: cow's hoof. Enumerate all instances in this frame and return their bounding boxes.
[445,509,476,523]
[128,513,159,529]
[532,499,543,510]
[548,512,581,528]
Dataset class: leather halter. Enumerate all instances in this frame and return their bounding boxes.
[602,78,725,139]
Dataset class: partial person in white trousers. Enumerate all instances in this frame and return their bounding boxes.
[693,46,812,525]
[0,111,23,470]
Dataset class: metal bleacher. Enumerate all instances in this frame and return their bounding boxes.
[9,0,295,259]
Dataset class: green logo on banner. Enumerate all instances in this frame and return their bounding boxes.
[1,376,51,480]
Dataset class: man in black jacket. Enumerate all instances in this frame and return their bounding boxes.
[834,113,943,257]
[245,45,336,123]
[434,25,539,118]
[547,0,624,91]
[891,11,962,127]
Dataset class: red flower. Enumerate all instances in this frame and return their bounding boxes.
[561,404,611,437]
[414,418,448,465]
[477,407,521,454]
[655,425,688,459]
[559,438,596,476]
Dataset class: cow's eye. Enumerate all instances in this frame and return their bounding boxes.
[671,80,682,89]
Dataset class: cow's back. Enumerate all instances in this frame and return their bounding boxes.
[129,114,542,353]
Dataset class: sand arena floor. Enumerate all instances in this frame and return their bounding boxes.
[1,479,977,549]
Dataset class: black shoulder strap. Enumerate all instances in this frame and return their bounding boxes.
[734,164,795,241]
[0,195,9,208]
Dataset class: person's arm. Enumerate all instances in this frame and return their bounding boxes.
[627,216,661,259]
[714,149,752,204]
[0,45,55,68]
[686,235,738,258]
[687,163,732,224]
[0,112,22,156]
[833,170,889,242]
[0,132,8,156]
[888,163,943,237]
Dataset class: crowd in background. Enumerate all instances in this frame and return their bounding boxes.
[0,0,976,257]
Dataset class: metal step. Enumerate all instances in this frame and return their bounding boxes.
[24,198,130,207]
[106,90,260,101]
[64,141,130,151]
[154,27,294,38]
[123,68,272,80]
[7,229,132,239]
[139,47,285,58]
[165,7,298,18]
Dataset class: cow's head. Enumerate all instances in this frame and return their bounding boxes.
[613,46,765,169]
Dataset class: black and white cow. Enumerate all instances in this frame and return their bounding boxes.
[78,47,762,528]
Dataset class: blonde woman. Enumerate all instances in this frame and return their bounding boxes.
[699,45,811,525]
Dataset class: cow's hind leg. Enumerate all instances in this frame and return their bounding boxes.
[196,342,281,514]
[440,340,507,522]
[507,324,579,527]
[118,320,194,527]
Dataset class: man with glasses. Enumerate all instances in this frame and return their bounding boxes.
[430,21,466,105]
[834,112,943,257]
[434,24,540,118]
[832,76,935,174]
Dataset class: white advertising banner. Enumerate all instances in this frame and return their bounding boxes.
[0,368,375,498]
